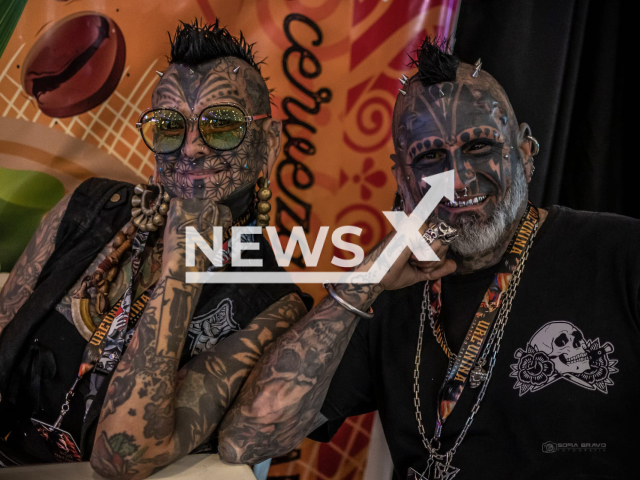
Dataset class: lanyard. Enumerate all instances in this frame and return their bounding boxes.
[430,203,539,439]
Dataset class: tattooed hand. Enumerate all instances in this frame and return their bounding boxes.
[373,227,456,292]
[162,197,232,274]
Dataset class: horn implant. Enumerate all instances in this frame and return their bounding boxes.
[402,74,408,81]
[233,66,240,73]
[399,77,406,85]
[399,89,407,96]
[472,58,482,78]
[156,71,164,78]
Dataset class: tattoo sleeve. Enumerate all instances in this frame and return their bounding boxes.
[0,194,71,333]
[91,199,306,480]
[216,239,391,465]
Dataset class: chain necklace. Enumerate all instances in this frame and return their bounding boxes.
[412,222,538,479]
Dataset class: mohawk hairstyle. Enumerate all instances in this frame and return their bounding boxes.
[409,36,459,85]
[169,19,264,72]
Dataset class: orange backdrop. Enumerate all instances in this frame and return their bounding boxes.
[0,1,459,478]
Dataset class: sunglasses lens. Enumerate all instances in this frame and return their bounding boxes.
[139,109,185,153]
[199,105,246,150]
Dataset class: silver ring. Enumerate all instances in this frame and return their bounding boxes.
[422,221,458,245]
[526,135,540,156]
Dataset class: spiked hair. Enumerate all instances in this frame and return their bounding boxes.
[409,36,459,85]
[169,19,264,72]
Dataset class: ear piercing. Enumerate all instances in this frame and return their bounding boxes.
[525,135,540,156]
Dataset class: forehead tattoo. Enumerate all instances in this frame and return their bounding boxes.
[400,81,507,150]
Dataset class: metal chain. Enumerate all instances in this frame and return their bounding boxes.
[413,223,538,462]
[426,287,456,360]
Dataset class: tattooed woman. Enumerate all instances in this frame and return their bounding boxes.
[0,20,311,478]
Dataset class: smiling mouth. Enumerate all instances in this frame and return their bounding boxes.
[441,195,488,209]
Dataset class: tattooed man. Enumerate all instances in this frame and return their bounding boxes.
[0,20,310,478]
[218,37,640,479]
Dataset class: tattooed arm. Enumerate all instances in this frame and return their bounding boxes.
[218,232,456,464]
[0,194,70,333]
[90,198,307,479]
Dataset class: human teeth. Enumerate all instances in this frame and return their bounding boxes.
[473,197,479,204]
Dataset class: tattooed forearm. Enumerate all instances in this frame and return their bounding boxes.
[91,273,200,480]
[0,194,71,332]
[172,293,307,456]
[217,239,391,464]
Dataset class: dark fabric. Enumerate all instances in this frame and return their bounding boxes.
[0,178,133,398]
[0,177,313,465]
[311,205,640,480]
[454,0,632,218]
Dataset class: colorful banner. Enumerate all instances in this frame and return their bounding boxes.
[0,0,459,478]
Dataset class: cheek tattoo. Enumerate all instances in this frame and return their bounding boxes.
[152,58,270,201]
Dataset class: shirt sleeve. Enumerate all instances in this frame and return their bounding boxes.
[308,314,377,442]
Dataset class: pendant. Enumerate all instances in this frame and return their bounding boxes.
[469,363,488,388]
[408,461,460,480]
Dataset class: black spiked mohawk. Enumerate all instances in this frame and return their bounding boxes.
[409,36,459,85]
[169,19,264,73]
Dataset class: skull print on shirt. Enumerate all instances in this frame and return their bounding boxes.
[510,321,618,395]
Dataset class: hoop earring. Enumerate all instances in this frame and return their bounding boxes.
[525,135,540,156]
[256,177,272,227]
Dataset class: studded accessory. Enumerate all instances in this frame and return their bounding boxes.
[256,177,272,227]
[410,203,540,480]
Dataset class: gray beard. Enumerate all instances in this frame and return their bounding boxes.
[449,162,528,257]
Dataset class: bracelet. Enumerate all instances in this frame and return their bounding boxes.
[323,283,374,319]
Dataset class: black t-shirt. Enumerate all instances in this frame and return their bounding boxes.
[310,206,640,480]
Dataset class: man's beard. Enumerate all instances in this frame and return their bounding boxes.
[449,161,528,257]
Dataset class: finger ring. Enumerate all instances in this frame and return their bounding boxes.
[422,221,458,245]
[422,224,440,245]
[437,222,458,245]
